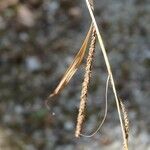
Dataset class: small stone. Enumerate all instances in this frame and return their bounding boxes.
[52,112,55,116]
[17,5,35,27]
[0,0,18,11]
[64,121,73,130]
[19,32,29,42]
[15,105,23,114]
[3,114,12,124]
[25,56,41,72]
[0,16,6,29]
[68,7,82,20]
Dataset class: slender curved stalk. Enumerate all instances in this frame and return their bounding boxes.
[85,0,128,149]
[80,75,110,137]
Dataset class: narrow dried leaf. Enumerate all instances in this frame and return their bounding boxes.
[48,24,93,98]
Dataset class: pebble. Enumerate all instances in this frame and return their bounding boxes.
[25,56,41,72]
[17,5,35,27]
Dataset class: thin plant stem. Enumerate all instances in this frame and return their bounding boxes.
[85,0,128,149]
[80,75,110,137]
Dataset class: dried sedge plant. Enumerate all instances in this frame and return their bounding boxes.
[46,0,129,149]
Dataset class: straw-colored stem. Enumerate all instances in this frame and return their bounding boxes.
[85,0,128,149]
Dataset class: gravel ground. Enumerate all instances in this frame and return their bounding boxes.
[0,0,149,149]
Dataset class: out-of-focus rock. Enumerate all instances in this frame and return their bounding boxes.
[64,120,73,131]
[0,127,25,150]
[0,16,6,30]
[25,56,41,72]
[68,7,82,23]
[0,0,18,12]
[17,5,35,27]
[60,0,76,9]
[27,0,42,9]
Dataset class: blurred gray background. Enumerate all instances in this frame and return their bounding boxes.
[0,0,149,149]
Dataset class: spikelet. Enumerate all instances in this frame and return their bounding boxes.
[89,0,94,10]
[75,26,96,137]
[119,99,129,149]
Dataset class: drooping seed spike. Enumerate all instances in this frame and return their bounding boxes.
[75,26,96,138]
